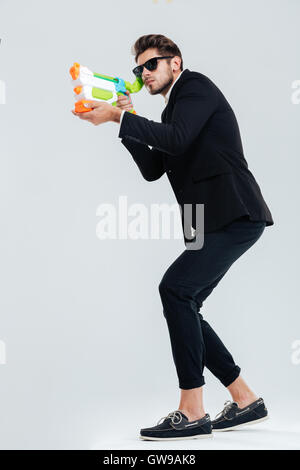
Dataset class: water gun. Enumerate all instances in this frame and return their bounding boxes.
[69,62,144,113]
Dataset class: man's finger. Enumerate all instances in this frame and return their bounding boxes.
[84,100,102,109]
[77,111,94,120]
[118,95,131,102]
[71,109,89,116]
[119,92,131,100]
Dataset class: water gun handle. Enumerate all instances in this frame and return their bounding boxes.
[117,90,136,114]
[113,77,136,114]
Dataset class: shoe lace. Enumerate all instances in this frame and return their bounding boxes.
[214,400,235,420]
[156,410,183,426]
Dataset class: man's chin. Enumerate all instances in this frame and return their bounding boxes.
[148,84,164,96]
[147,77,173,96]
[148,87,158,95]
[146,82,155,91]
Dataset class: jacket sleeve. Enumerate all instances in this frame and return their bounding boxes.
[118,78,219,156]
[120,136,165,182]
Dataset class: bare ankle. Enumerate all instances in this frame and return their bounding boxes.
[178,408,206,422]
[178,386,205,421]
[232,393,258,408]
[227,376,258,408]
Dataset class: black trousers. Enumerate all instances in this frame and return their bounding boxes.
[158,216,266,390]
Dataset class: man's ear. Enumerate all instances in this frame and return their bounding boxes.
[172,56,182,72]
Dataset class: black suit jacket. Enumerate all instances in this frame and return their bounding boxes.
[118,68,274,243]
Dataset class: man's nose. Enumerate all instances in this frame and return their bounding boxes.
[142,72,151,81]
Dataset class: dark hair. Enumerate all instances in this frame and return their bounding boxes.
[131,34,183,71]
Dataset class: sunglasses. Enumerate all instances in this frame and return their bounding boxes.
[132,56,175,78]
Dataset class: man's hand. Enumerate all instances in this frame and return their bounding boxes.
[71,100,121,125]
[116,90,134,112]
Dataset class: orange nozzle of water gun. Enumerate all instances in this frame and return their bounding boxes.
[73,86,82,95]
[74,99,93,113]
[70,62,80,80]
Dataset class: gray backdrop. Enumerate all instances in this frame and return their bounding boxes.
[0,0,299,450]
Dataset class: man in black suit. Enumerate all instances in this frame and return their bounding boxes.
[72,34,273,440]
